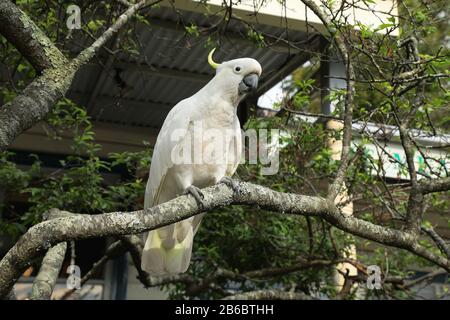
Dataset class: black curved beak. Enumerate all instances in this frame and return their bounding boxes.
[239,73,259,95]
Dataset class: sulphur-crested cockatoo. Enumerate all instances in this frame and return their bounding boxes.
[141,49,262,275]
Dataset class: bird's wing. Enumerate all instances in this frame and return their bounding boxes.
[144,100,192,208]
[225,116,242,177]
[191,117,241,236]
[141,99,200,275]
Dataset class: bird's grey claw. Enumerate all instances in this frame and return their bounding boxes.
[219,177,240,193]
[183,185,205,209]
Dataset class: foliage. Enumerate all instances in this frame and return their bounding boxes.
[0,97,152,231]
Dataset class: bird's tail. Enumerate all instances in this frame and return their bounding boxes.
[141,215,204,275]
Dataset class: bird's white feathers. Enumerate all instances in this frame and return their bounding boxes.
[141,56,262,275]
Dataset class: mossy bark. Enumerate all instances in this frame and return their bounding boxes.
[0,65,77,151]
[0,0,161,151]
[0,1,67,72]
[30,242,67,300]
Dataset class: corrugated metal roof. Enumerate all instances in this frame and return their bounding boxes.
[66,5,317,129]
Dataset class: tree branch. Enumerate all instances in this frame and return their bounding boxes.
[180,258,350,296]
[243,258,346,279]
[0,0,161,151]
[0,0,67,72]
[421,226,450,259]
[299,0,355,200]
[73,0,163,67]
[116,235,157,288]
[393,38,426,234]
[222,290,313,300]
[418,177,450,195]
[0,181,448,298]
[29,242,67,300]
[0,65,78,152]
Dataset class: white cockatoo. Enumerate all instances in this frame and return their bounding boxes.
[141,49,262,275]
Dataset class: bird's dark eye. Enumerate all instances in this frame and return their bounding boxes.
[234,66,241,72]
